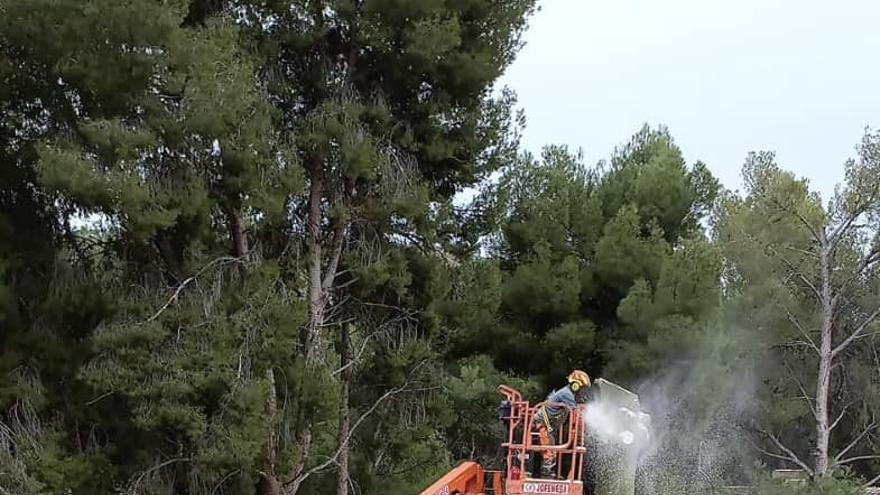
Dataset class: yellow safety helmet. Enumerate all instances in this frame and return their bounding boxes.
[567,370,591,392]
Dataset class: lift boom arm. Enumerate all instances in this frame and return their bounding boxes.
[418,461,489,495]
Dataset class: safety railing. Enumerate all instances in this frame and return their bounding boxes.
[497,386,587,483]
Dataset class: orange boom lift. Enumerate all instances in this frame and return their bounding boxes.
[420,385,589,495]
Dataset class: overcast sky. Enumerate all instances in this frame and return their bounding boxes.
[498,0,880,200]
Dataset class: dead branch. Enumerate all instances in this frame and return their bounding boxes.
[147,256,244,322]
[835,454,880,466]
[84,390,114,406]
[323,294,353,322]
[783,361,818,420]
[753,428,814,475]
[827,205,872,254]
[775,254,822,302]
[832,248,880,309]
[211,469,241,495]
[322,220,348,293]
[832,422,877,466]
[129,457,192,493]
[827,215,858,251]
[333,276,360,292]
[829,400,855,433]
[328,299,419,377]
[764,195,824,247]
[832,307,880,357]
[331,330,376,378]
[750,441,813,475]
[284,361,429,489]
[784,245,820,259]
[774,341,821,352]
[782,307,820,354]
[353,300,412,312]
[318,316,358,328]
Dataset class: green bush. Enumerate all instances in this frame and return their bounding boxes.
[752,476,864,495]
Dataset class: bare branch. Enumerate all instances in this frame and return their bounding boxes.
[332,276,360,292]
[318,316,358,328]
[865,472,880,488]
[129,457,191,492]
[322,220,347,293]
[789,364,818,420]
[291,385,404,480]
[829,400,855,433]
[833,422,877,465]
[768,196,823,245]
[775,254,822,302]
[330,331,376,378]
[328,301,419,378]
[753,429,814,475]
[782,307,819,354]
[147,256,244,323]
[84,390,114,406]
[774,341,821,353]
[285,361,429,488]
[211,469,241,495]
[832,307,880,357]
[751,443,804,465]
[832,248,880,309]
[352,300,414,312]
[785,245,820,259]
[835,455,880,466]
[863,248,880,272]
[828,216,856,249]
[827,209,866,253]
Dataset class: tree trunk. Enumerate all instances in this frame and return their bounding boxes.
[303,170,325,365]
[287,431,312,495]
[336,324,352,495]
[257,369,281,495]
[815,333,832,476]
[814,241,833,477]
[287,171,326,495]
[258,472,284,495]
[227,208,249,260]
[224,209,283,495]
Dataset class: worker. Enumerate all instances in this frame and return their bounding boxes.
[532,369,591,478]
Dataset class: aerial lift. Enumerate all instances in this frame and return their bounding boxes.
[419,379,649,495]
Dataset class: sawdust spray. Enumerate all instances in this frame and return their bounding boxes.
[582,338,760,495]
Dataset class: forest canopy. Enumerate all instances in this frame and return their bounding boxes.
[1,1,879,494]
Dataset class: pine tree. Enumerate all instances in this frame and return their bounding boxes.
[2,1,537,494]
[4,1,299,494]
[716,134,880,483]
[472,127,720,387]
[231,2,537,493]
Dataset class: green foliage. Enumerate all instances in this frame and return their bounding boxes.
[503,253,582,325]
[715,133,880,482]
[444,355,540,464]
[3,0,878,492]
[752,476,865,495]
[474,128,721,388]
[593,205,668,293]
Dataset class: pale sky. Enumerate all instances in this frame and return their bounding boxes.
[499,0,880,200]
